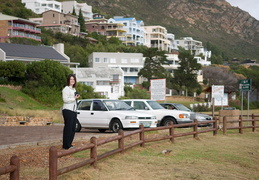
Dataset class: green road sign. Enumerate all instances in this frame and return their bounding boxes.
[239,79,252,91]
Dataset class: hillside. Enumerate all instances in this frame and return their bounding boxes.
[86,0,259,61]
[0,86,56,111]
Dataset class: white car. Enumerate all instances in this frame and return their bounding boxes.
[123,99,192,126]
[76,99,157,133]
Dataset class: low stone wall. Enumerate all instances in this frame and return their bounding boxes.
[0,116,53,126]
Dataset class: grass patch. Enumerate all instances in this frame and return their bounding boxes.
[59,129,259,180]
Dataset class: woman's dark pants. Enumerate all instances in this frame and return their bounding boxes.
[62,109,77,149]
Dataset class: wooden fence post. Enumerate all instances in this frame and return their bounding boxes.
[239,115,243,134]
[118,129,124,153]
[213,116,217,136]
[90,137,97,169]
[139,125,144,147]
[223,116,227,135]
[252,114,255,132]
[193,119,198,138]
[10,155,19,180]
[169,121,174,143]
[49,146,58,180]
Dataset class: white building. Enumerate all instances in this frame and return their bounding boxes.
[144,25,170,51]
[21,0,61,14]
[176,37,211,66]
[167,33,178,52]
[62,1,93,21]
[71,67,124,99]
[176,37,204,56]
[108,17,145,46]
[88,52,144,85]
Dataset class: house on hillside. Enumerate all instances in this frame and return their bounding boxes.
[21,0,62,14]
[71,67,124,99]
[108,17,145,46]
[144,25,170,51]
[62,1,93,21]
[0,43,78,67]
[0,13,41,43]
[85,19,127,40]
[88,52,145,85]
[37,10,80,36]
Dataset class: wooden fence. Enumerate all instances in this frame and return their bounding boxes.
[223,114,259,135]
[49,119,218,180]
[0,155,20,180]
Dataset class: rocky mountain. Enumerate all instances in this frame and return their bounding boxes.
[86,0,259,61]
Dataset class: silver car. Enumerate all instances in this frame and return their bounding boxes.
[160,103,212,126]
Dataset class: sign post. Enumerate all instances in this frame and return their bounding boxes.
[239,79,252,119]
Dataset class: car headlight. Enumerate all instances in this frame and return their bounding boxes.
[151,116,156,119]
[179,114,189,118]
[125,116,138,120]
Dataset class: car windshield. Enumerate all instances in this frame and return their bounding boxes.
[103,100,134,111]
[146,101,165,110]
[174,104,192,112]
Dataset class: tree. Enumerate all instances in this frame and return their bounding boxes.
[173,47,202,95]
[138,48,171,89]
[22,60,72,107]
[203,65,242,92]
[0,61,26,84]
[122,85,150,99]
[78,9,86,32]
[72,6,76,16]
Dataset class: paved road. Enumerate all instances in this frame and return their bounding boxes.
[0,124,114,149]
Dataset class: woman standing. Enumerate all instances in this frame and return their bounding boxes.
[62,74,80,149]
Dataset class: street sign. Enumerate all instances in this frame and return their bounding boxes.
[239,79,252,91]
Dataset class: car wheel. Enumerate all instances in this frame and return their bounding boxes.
[110,119,123,133]
[98,129,106,133]
[163,117,176,126]
[75,119,82,132]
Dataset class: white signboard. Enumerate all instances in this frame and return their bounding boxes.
[150,79,166,101]
[214,93,228,106]
[211,85,224,99]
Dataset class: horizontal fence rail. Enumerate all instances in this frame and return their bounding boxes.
[0,155,20,180]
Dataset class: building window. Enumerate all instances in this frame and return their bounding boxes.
[130,68,138,72]
[97,81,109,85]
[121,58,127,63]
[121,67,128,72]
[95,58,100,63]
[82,82,93,86]
[53,14,55,17]
[131,58,139,63]
[104,58,108,63]
[113,74,119,81]
[110,58,116,63]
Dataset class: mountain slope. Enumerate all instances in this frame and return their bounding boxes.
[86,0,259,61]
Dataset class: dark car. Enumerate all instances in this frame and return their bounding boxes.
[160,103,212,126]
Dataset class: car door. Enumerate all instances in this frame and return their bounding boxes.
[77,100,93,127]
[89,100,110,128]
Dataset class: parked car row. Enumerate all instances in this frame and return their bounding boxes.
[75,99,212,133]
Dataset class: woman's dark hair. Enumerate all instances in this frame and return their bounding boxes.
[66,74,77,88]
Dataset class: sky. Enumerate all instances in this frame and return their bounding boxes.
[226,0,259,20]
